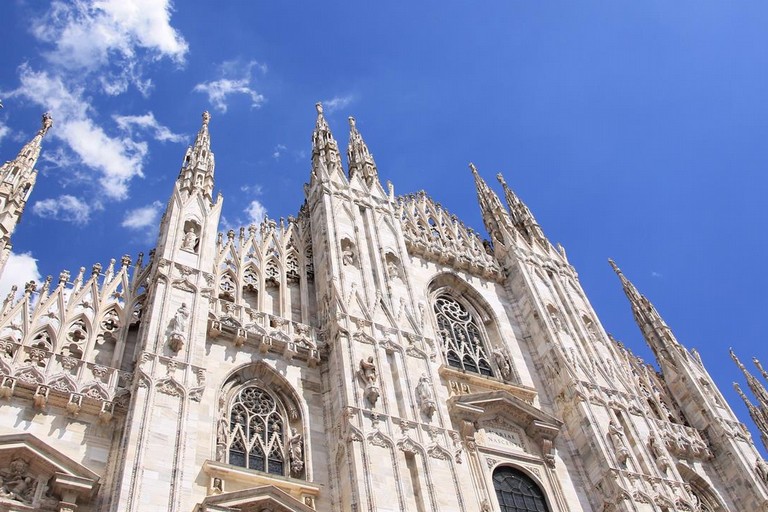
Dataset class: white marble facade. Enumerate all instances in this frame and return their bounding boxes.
[0,107,765,512]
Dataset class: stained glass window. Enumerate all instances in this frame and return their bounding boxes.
[227,386,285,475]
[434,294,493,376]
[493,466,550,512]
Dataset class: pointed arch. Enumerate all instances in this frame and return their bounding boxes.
[216,362,308,480]
[427,272,502,377]
[492,465,551,512]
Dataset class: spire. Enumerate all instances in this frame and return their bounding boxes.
[609,259,681,366]
[177,111,215,200]
[0,113,53,271]
[347,116,378,186]
[731,350,768,408]
[310,102,344,183]
[470,163,509,248]
[496,172,547,245]
[1,112,52,187]
[733,382,768,450]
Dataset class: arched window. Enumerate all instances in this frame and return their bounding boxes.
[224,385,303,478]
[434,294,493,376]
[493,466,550,512]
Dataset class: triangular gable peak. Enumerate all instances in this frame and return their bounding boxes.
[448,390,563,465]
[0,432,99,510]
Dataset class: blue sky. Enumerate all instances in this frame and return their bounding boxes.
[1,1,767,451]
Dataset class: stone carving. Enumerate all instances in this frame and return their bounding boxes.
[181,227,198,252]
[648,433,670,474]
[0,458,36,505]
[289,428,304,476]
[608,420,630,466]
[493,347,516,383]
[341,240,356,267]
[357,357,380,407]
[756,458,768,484]
[415,374,437,419]
[168,303,189,352]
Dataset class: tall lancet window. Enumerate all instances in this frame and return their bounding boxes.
[493,466,550,512]
[226,386,300,476]
[434,294,493,376]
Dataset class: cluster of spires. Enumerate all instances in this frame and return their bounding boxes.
[3,104,768,452]
[731,350,768,450]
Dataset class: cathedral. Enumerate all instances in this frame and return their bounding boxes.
[0,105,765,512]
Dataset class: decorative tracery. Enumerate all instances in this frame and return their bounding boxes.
[434,294,493,376]
[223,385,304,478]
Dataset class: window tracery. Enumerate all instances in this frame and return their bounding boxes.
[434,294,493,376]
[493,466,550,512]
[222,385,304,478]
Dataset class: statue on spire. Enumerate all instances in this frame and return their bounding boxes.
[40,112,53,136]
[202,111,211,126]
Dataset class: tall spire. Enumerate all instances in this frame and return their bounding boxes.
[347,116,378,186]
[470,163,509,248]
[731,350,768,410]
[609,259,681,366]
[177,111,215,200]
[0,113,53,278]
[496,173,547,245]
[310,102,344,183]
[733,381,768,450]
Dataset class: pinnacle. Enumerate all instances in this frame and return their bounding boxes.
[315,102,323,115]
[202,111,211,126]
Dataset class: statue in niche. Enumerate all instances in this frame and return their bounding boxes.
[357,357,380,407]
[341,243,356,266]
[168,303,190,352]
[415,374,437,419]
[288,428,304,476]
[756,458,768,484]
[215,415,228,462]
[493,347,514,382]
[211,478,223,495]
[549,307,565,332]
[181,227,198,252]
[0,458,36,504]
[648,433,670,473]
[608,420,630,466]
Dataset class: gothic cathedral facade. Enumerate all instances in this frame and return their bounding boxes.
[0,107,765,512]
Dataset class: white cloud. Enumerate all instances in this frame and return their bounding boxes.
[32,195,91,224]
[272,144,287,160]
[239,184,263,195]
[194,60,266,113]
[32,0,187,93]
[0,252,43,299]
[122,200,163,229]
[245,200,267,224]
[651,271,663,278]
[114,112,185,143]
[7,66,148,200]
[322,94,356,113]
[0,124,9,146]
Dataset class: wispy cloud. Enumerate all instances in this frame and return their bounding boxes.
[121,200,163,229]
[7,65,149,200]
[0,252,42,299]
[272,144,287,160]
[32,194,91,224]
[114,112,186,143]
[32,0,188,93]
[0,120,9,146]
[240,184,264,195]
[651,271,663,278]
[193,60,266,113]
[245,200,267,224]
[322,94,356,113]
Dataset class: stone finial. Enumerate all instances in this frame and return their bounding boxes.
[469,162,478,175]
[348,116,356,129]
[315,102,323,115]
[202,111,211,125]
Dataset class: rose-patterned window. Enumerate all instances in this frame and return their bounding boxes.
[223,386,304,478]
[434,294,493,376]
